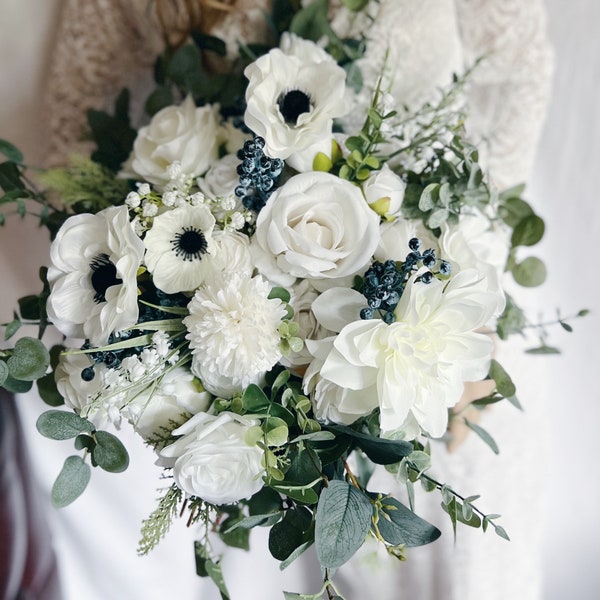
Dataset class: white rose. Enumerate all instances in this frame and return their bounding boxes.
[362,164,406,218]
[158,411,264,505]
[197,153,240,198]
[127,96,222,186]
[127,367,211,441]
[251,172,380,286]
[244,33,348,163]
[209,230,254,278]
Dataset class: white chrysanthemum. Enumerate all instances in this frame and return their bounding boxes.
[184,273,287,397]
[143,203,217,294]
[47,206,145,345]
[317,269,504,437]
[244,33,348,166]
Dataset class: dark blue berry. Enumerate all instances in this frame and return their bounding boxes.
[408,237,422,252]
[81,367,95,382]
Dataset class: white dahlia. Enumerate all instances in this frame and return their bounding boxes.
[318,269,504,438]
[183,273,287,397]
[143,203,217,294]
[47,206,145,345]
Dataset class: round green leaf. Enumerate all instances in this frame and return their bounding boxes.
[36,372,65,407]
[315,480,372,568]
[2,374,32,393]
[51,455,91,508]
[92,430,129,473]
[0,360,8,387]
[512,256,547,287]
[6,336,50,381]
[36,410,94,440]
[488,359,516,397]
[511,214,545,247]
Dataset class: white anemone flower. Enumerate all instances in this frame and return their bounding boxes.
[317,269,504,438]
[244,33,348,165]
[143,203,217,294]
[47,206,145,346]
[184,273,287,398]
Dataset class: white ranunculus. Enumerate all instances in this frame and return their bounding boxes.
[158,411,264,505]
[362,164,406,219]
[439,210,511,293]
[47,206,145,345]
[209,230,254,278]
[127,367,211,441]
[374,218,439,263]
[184,273,286,398]
[197,153,240,199]
[251,172,380,286]
[127,96,222,186]
[318,269,503,438]
[55,351,111,428]
[244,33,348,163]
[143,203,217,294]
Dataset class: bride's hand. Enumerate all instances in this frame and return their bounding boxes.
[447,379,496,452]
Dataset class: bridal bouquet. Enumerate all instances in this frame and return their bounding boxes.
[0,1,579,598]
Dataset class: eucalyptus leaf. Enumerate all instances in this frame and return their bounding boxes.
[512,256,547,287]
[36,410,94,440]
[464,419,499,454]
[224,512,282,532]
[91,430,129,472]
[376,496,441,547]
[2,375,32,393]
[270,481,319,505]
[280,539,313,571]
[315,480,372,568]
[488,359,516,397]
[0,360,8,387]
[37,372,65,407]
[51,455,91,508]
[242,383,270,411]
[269,509,307,560]
[6,336,50,381]
[4,317,21,340]
[205,558,230,600]
[326,424,412,464]
[511,214,545,247]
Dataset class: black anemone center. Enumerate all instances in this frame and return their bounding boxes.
[277,90,312,125]
[171,227,208,262]
[90,253,121,304]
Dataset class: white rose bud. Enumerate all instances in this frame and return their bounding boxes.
[362,164,406,219]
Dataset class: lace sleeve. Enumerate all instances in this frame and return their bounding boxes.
[43,0,163,167]
[454,0,554,189]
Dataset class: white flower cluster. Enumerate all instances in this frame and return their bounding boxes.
[46,33,510,507]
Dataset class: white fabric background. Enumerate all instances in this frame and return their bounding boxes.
[0,0,599,598]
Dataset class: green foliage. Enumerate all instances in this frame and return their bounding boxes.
[315,480,372,569]
[36,410,94,440]
[269,506,313,560]
[88,89,137,171]
[464,419,499,455]
[194,543,231,600]
[91,430,130,473]
[0,139,23,163]
[373,495,441,547]
[6,336,49,381]
[38,155,131,214]
[511,256,547,287]
[488,359,516,398]
[51,455,91,508]
[138,485,183,555]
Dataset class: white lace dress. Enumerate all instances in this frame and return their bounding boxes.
[17,1,553,598]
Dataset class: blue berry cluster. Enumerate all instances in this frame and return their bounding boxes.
[235,136,284,212]
[80,287,187,382]
[359,238,452,323]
